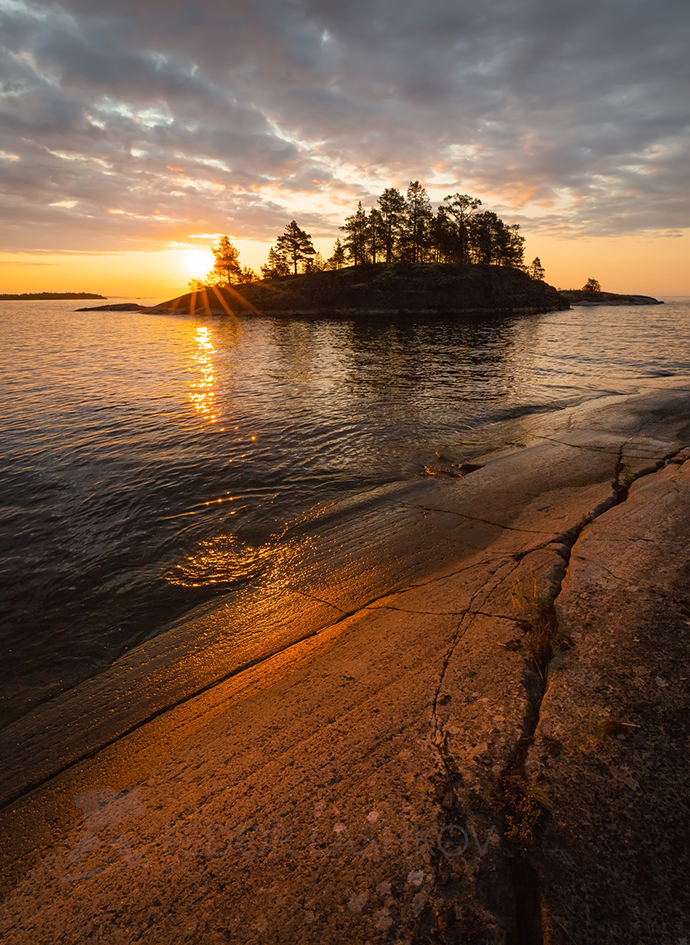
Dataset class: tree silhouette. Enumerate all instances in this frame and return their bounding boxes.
[275,221,316,275]
[377,187,406,263]
[260,186,533,277]
[261,246,290,279]
[499,223,525,268]
[401,181,433,263]
[367,208,385,265]
[236,265,258,284]
[469,212,525,268]
[208,236,242,286]
[305,251,326,273]
[441,194,482,264]
[528,257,545,280]
[341,202,370,266]
[583,277,601,292]
[326,238,347,270]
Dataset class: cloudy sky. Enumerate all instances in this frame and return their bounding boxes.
[1,0,688,294]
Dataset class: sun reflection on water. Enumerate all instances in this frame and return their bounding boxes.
[189,326,217,421]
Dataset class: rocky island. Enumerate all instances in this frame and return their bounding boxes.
[559,289,663,305]
[76,265,664,317]
[78,263,568,317]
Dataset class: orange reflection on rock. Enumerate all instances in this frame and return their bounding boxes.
[189,325,217,421]
[165,529,298,591]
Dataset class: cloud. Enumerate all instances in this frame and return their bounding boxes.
[0,0,687,254]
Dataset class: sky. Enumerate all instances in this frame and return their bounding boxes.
[0,0,688,298]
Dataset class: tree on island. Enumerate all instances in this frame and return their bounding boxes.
[260,246,291,279]
[341,202,370,266]
[326,238,347,270]
[399,181,433,263]
[258,183,529,278]
[377,187,406,263]
[528,257,545,280]
[470,211,525,268]
[440,194,482,265]
[305,251,327,273]
[189,237,257,290]
[583,277,601,293]
[210,236,241,285]
[275,220,316,275]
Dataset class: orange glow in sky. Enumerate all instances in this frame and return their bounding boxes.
[1,228,687,300]
[0,0,686,301]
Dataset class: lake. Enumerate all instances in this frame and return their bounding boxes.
[1,295,689,728]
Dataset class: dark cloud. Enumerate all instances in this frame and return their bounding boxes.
[0,0,687,254]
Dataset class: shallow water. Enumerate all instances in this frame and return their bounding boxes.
[1,296,689,725]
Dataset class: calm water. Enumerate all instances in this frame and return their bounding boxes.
[1,297,689,725]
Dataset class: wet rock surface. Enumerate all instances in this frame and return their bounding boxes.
[1,381,689,944]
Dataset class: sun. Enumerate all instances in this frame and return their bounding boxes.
[182,249,215,280]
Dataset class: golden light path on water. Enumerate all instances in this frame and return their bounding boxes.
[173,322,291,590]
[189,325,217,422]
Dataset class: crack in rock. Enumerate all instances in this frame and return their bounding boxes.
[496,444,688,945]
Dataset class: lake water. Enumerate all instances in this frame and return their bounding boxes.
[2,296,689,728]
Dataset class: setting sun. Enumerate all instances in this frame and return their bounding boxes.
[181,249,216,281]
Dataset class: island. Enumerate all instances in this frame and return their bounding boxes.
[76,266,664,318]
[2,292,106,300]
[559,288,663,305]
[78,263,569,316]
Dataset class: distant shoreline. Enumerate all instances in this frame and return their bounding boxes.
[0,292,106,301]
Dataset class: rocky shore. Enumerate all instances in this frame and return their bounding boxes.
[1,380,688,944]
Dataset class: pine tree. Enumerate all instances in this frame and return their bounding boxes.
[441,194,482,265]
[261,246,291,279]
[275,220,316,275]
[208,236,242,286]
[528,257,545,281]
[471,211,500,265]
[340,202,370,266]
[501,224,526,268]
[326,238,347,270]
[401,181,433,263]
[236,265,258,284]
[305,251,326,273]
[377,187,406,263]
[368,208,385,265]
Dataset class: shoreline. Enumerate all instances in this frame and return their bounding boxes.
[1,377,683,802]
[1,378,689,942]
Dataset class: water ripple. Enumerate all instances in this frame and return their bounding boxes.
[1,297,689,725]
